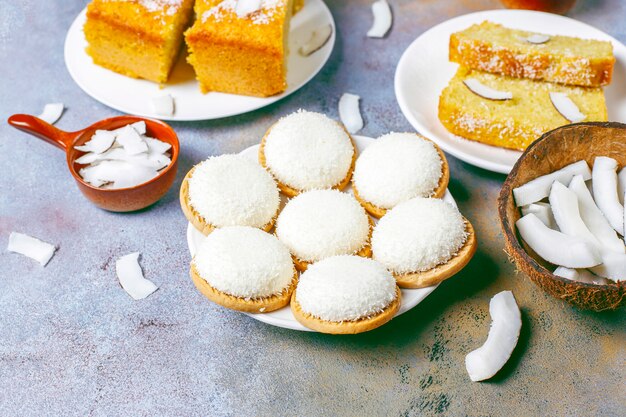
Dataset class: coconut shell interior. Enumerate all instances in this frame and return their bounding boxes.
[498,122,626,311]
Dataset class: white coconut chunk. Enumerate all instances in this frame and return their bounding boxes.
[144,136,171,154]
[521,202,557,229]
[569,175,624,253]
[115,253,158,300]
[590,251,626,282]
[463,78,512,101]
[367,0,392,38]
[79,160,158,189]
[592,157,624,234]
[37,103,64,125]
[74,130,116,154]
[465,291,521,382]
[116,125,149,155]
[151,94,174,116]
[516,213,601,268]
[338,93,363,134]
[75,152,100,165]
[130,121,146,135]
[299,24,333,56]
[553,266,608,285]
[524,34,551,44]
[549,92,585,123]
[7,232,57,266]
[617,168,626,205]
[235,0,262,17]
[513,160,591,207]
[549,181,600,247]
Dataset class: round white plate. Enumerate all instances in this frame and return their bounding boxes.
[64,0,335,121]
[186,135,460,331]
[395,10,626,174]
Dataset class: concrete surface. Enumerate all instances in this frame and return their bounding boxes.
[0,0,624,416]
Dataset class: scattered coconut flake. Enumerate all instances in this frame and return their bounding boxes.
[74,130,116,154]
[513,160,591,207]
[367,0,392,38]
[516,213,601,268]
[463,78,512,101]
[465,291,521,382]
[549,181,600,247]
[37,103,64,125]
[115,253,158,300]
[524,34,551,44]
[299,24,333,56]
[549,92,585,123]
[116,125,149,155]
[592,157,624,234]
[235,0,263,17]
[7,232,57,266]
[151,94,174,116]
[338,93,363,134]
[520,202,556,229]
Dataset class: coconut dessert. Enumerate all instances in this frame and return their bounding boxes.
[352,132,449,218]
[291,255,401,334]
[191,226,297,313]
[371,197,477,288]
[259,110,356,197]
[275,189,372,271]
[180,154,280,236]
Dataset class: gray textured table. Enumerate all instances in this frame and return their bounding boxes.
[1,1,624,416]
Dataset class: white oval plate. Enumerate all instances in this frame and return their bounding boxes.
[64,0,335,121]
[186,135,460,331]
[395,9,626,174]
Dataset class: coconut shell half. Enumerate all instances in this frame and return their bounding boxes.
[498,122,626,311]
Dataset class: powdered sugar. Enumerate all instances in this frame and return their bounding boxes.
[203,0,286,25]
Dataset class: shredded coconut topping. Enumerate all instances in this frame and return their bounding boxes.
[263,110,354,191]
[194,226,295,298]
[372,197,468,274]
[296,255,397,322]
[276,189,370,262]
[353,132,443,209]
[203,0,286,25]
[107,0,183,15]
[188,154,279,228]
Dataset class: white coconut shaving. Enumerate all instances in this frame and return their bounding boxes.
[371,197,467,274]
[203,0,285,25]
[549,181,600,247]
[592,156,624,234]
[115,253,158,300]
[7,232,57,266]
[151,94,174,116]
[275,189,370,263]
[188,154,279,228]
[299,24,333,56]
[617,167,626,205]
[295,255,397,322]
[37,103,64,125]
[193,226,295,298]
[554,266,609,285]
[520,202,557,230]
[353,133,443,209]
[263,110,354,191]
[465,291,521,382]
[116,125,149,155]
[367,0,392,38]
[590,251,626,282]
[74,130,116,154]
[338,93,363,134]
[463,78,512,101]
[550,92,585,123]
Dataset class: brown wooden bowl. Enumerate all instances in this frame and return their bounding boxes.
[498,122,625,311]
[8,114,179,212]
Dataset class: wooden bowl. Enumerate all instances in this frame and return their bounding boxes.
[8,114,179,212]
[498,122,625,311]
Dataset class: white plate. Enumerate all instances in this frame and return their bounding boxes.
[64,0,335,121]
[186,135,460,332]
[395,9,626,174]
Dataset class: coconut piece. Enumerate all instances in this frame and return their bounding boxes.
[590,251,626,282]
[37,103,64,125]
[367,0,392,38]
[463,78,513,101]
[549,92,585,123]
[299,24,333,56]
[617,168,626,205]
[592,156,624,234]
[235,0,262,17]
[130,121,146,135]
[116,125,149,155]
[513,160,591,207]
[524,34,550,44]
[553,266,609,285]
[74,130,116,154]
[549,181,600,247]
[79,160,158,189]
[516,213,601,268]
[7,232,56,266]
[115,253,158,300]
[521,202,557,229]
[75,152,100,165]
[465,291,521,382]
[569,175,624,253]
[338,93,363,134]
[151,94,174,116]
[144,136,171,154]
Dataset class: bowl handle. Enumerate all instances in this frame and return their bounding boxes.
[7,114,80,151]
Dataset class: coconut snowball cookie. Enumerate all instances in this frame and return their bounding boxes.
[291,255,401,334]
[352,132,450,218]
[259,110,356,197]
[371,197,477,289]
[191,226,297,313]
[275,189,372,271]
[180,154,280,236]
